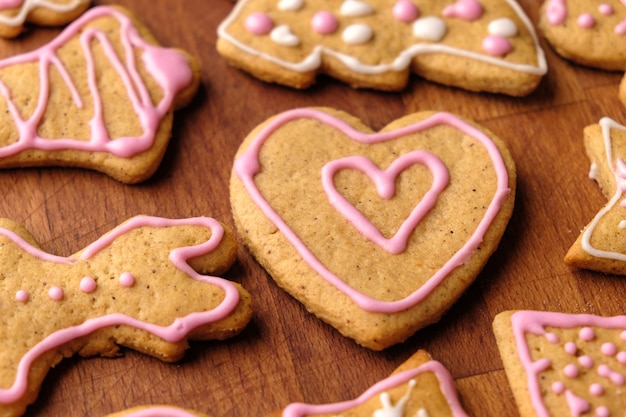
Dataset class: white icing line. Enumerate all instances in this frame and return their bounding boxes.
[0,0,88,27]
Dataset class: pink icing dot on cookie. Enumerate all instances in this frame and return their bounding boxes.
[599,4,614,15]
[564,364,579,378]
[392,0,419,22]
[546,0,566,26]
[482,35,512,56]
[311,11,338,35]
[442,0,483,21]
[545,332,560,343]
[577,13,595,29]
[80,276,97,293]
[596,406,610,417]
[564,342,577,355]
[48,286,64,301]
[578,355,594,368]
[580,327,595,341]
[616,21,626,35]
[617,351,626,364]
[245,12,274,35]
[552,381,565,394]
[601,342,617,356]
[590,383,604,396]
[15,290,28,302]
[120,272,135,287]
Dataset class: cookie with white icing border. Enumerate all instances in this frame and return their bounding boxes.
[0,215,253,417]
[217,0,547,95]
[0,5,201,183]
[230,107,516,350]
[0,0,90,38]
[493,310,626,417]
[565,117,626,275]
[105,406,211,417]
[538,0,626,71]
[267,350,469,417]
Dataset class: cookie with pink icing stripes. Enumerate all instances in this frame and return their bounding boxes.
[0,0,90,38]
[494,310,626,417]
[539,0,626,71]
[565,117,626,275]
[0,215,253,417]
[230,107,516,350]
[217,0,547,95]
[267,350,469,417]
[0,5,201,183]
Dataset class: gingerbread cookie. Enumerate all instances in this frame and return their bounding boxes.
[0,5,201,183]
[217,0,547,95]
[230,108,516,350]
[564,117,626,275]
[0,216,253,417]
[105,406,211,417]
[268,350,469,417]
[539,0,626,71]
[494,310,626,417]
[0,0,90,38]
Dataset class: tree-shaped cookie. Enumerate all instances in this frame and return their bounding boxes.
[217,0,547,95]
[494,310,626,417]
[0,216,253,417]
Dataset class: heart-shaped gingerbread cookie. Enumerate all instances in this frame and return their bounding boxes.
[230,108,516,350]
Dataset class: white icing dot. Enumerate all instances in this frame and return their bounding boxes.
[620,220,626,229]
[340,0,374,17]
[277,0,304,11]
[271,25,300,46]
[413,16,447,42]
[342,23,373,44]
[488,18,518,38]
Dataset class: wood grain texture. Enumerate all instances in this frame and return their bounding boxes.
[0,1,625,416]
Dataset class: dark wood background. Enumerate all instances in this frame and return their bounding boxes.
[1,0,626,416]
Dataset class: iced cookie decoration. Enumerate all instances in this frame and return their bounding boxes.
[230,108,516,350]
[217,0,547,95]
[105,406,212,417]
[0,0,90,38]
[493,310,626,417]
[539,0,626,71]
[564,117,626,275]
[0,216,253,417]
[267,350,469,417]
[0,5,201,183]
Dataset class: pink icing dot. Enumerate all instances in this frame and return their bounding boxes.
[119,272,135,287]
[564,342,577,355]
[80,276,97,293]
[596,406,610,417]
[392,0,419,23]
[579,355,594,368]
[48,286,64,301]
[577,13,595,29]
[617,351,626,364]
[15,290,28,302]
[245,12,274,35]
[599,4,614,15]
[482,35,512,56]
[598,364,611,378]
[442,0,483,21]
[552,381,565,394]
[545,332,560,343]
[564,364,579,378]
[580,327,595,341]
[601,342,617,356]
[616,21,626,36]
[590,383,604,396]
[621,330,626,341]
[311,11,338,35]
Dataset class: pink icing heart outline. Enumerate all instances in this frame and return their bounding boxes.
[234,109,510,313]
[321,151,449,254]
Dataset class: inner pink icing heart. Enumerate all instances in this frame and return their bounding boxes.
[322,151,449,254]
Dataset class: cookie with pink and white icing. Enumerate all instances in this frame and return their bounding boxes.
[0,0,90,38]
[267,350,469,417]
[217,0,547,95]
[0,5,201,183]
[565,117,626,275]
[539,0,626,71]
[494,310,626,417]
[0,215,253,417]
[230,107,516,350]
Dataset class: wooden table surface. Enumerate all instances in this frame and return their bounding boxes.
[2,0,626,416]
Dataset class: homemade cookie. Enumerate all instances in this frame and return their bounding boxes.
[493,310,626,417]
[539,0,626,71]
[217,0,547,95]
[0,0,90,38]
[231,108,516,350]
[268,350,469,417]
[565,117,626,275]
[0,5,201,183]
[0,216,253,417]
[106,406,211,417]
